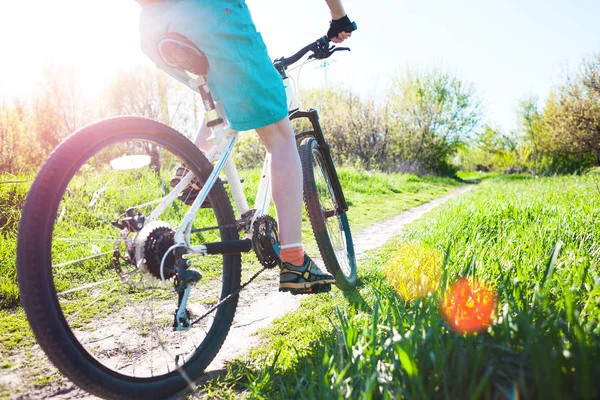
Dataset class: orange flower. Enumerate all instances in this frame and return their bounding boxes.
[440,278,496,334]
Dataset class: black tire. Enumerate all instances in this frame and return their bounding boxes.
[299,137,356,290]
[17,117,240,399]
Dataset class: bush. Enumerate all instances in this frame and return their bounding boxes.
[0,174,31,308]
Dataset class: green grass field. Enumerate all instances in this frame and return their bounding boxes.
[0,166,459,376]
[203,174,600,399]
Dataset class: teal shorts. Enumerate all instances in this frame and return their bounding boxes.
[139,0,288,131]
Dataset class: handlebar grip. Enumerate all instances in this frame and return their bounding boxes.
[326,21,357,42]
[344,22,358,33]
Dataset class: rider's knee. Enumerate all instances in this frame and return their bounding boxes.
[255,117,294,152]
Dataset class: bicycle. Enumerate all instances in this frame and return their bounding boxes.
[17,23,357,400]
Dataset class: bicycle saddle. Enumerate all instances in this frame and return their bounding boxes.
[157,32,209,76]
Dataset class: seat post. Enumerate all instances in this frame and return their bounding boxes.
[188,74,224,128]
[157,33,224,127]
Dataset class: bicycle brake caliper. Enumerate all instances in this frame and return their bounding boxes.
[173,255,202,331]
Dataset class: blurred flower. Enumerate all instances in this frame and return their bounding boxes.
[383,242,442,301]
[440,278,496,334]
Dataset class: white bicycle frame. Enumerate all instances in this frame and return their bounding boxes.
[147,74,300,256]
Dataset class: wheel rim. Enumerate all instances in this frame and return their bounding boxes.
[46,136,234,379]
[311,147,352,278]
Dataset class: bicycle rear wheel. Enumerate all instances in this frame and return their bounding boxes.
[299,137,356,290]
[17,117,240,399]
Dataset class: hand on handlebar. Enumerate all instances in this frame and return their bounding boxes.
[331,31,351,44]
[275,20,356,69]
[327,15,356,43]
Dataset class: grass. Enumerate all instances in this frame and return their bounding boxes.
[337,168,461,232]
[232,166,461,252]
[0,167,459,362]
[0,176,28,310]
[205,174,600,399]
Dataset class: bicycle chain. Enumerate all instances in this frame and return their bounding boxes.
[176,209,270,326]
[190,266,268,327]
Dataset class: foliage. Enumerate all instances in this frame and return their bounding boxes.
[514,93,596,175]
[454,51,600,175]
[0,65,200,174]
[511,53,599,175]
[232,130,265,169]
[543,54,600,166]
[388,69,482,174]
[104,66,171,122]
[0,102,38,174]
[454,125,521,173]
[297,69,482,175]
[298,87,390,170]
[0,175,29,308]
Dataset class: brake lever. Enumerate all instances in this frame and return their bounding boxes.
[331,46,351,53]
[308,44,351,60]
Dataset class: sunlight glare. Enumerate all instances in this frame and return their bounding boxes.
[110,155,151,171]
[0,1,145,98]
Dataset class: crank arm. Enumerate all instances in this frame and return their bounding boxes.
[188,239,252,256]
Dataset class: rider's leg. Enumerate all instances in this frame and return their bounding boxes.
[255,117,303,257]
[257,118,335,291]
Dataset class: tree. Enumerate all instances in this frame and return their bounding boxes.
[298,88,390,170]
[104,66,171,121]
[545,54,600,164]
[388,69,482,173]
[0,101,25,173]
[104,66,188,172]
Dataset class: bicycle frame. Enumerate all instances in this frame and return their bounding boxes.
[148,46,349,258]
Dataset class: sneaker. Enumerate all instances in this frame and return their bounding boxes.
[170,165,211,208]
[279,254,335,295]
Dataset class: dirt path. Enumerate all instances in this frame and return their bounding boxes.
[8,185,473,399]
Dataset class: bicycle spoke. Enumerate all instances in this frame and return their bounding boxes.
[66,286,119,323]
[54,238,117,242]
[52,251,114,269]
[57,270,137,296]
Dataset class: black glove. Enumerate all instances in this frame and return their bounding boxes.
[327,15,353,40]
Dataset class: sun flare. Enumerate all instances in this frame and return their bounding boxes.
[0,1,144,98]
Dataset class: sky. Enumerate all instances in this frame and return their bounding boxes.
[1,0,599,132]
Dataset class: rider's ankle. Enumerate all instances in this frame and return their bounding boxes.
[280,244,304,266]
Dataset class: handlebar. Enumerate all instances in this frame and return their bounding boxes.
[274,21,357,71]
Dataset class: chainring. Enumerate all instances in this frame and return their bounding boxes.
[252,215,282,269]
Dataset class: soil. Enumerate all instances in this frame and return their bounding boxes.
[3,185,473,399]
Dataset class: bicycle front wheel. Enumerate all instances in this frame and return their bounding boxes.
[17,117,240,399]
[299,137,356,290]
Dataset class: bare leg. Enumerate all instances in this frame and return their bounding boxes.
[255,117,303,246]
